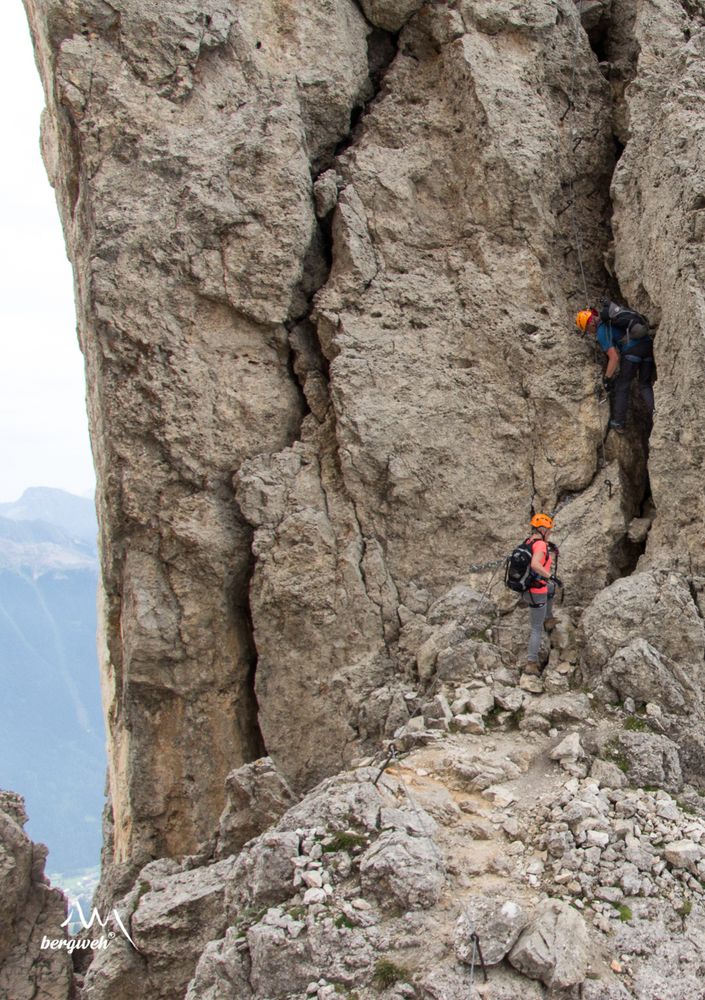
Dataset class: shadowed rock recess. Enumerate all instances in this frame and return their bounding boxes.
[12,0,705,996]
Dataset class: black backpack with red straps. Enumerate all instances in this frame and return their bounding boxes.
[504,538,537,593]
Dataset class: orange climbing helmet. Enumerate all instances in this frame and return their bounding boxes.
[576,308,599,332]
[530,513,554,530]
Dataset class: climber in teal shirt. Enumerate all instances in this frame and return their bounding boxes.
[577,308,655,433]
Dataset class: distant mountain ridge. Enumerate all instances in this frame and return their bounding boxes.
[0,487,98,547]
[0,487,104,876]
[0,514,96,573]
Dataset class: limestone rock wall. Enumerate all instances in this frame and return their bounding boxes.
[607,0,705,571]
[23,0,704,884]
[24,0,374,878]
[0,791,72,1000]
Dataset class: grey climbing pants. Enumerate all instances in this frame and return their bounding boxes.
[522,582,555,663]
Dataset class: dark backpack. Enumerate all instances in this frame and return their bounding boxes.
[600,300,649,342]
[504,538,536,593]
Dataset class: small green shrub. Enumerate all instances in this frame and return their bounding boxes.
[677,898,693,918]
[624,716,647,732]
[371,958,410,991]
[611,902,632,922]
[335,913,355,929]
[135,881,150,903]
[322,831,368,854]
[678,799,696,816]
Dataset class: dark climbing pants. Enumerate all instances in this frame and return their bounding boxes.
[612,339,655,427]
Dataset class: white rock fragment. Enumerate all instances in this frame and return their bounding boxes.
[665,841,704,872]
[549,732,582,762]
[454,713,485,734]
[303,888,327,905]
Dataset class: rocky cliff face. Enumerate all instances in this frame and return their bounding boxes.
[20,0,705,994]
[0,792,72,999]
[608,0,705,569]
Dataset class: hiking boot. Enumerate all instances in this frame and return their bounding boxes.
[524,661,541,676]
[543,616,558,632]
[609,420,626,434]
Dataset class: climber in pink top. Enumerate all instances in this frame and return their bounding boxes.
[522,513,561,675]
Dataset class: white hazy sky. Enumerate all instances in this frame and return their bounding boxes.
[0,4,95,503]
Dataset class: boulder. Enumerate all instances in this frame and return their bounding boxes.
[524,693,592,725]
[256,915,374,994]
[360,831,445,910]
[359,0,425,32]
[0,793,71,1000]
[603,639,695,713]
[422,694,453,730]
[610,732,683,795]
[581,574,705,712]
[437,642,502,682]
[454,713,485,734]
[278,770,387,834]
[217,757,296,857]
[83,856,238,1000]
[509,899,589,988]
[590,759,628,789]
[456,895,528,965]
[467,686,495,717]
[549,732,583,762]
[664,840,703,873]
[186,928,254,1000]
[226,831,300,913]
[494,684,525,713]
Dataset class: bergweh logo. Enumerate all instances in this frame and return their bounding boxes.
[41,902,137,954]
